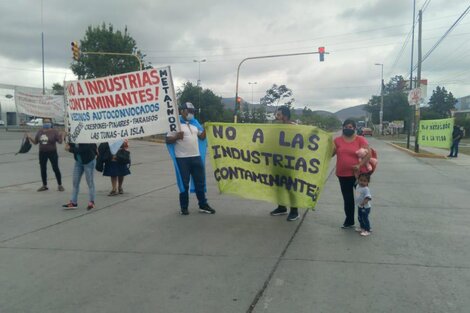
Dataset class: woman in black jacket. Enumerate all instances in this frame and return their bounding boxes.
[98,140,131,196]
[62,143,97,210]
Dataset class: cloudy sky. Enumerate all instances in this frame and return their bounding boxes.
[0,0,469,112]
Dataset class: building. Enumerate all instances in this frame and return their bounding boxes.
[0,87,17,125]
[455,95,470,119]
[0,84,55,126]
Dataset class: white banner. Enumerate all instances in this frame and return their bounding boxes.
[64,66,179,143]
[15,91,65,119]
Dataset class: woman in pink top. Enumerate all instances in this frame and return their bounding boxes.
[332,119,370,228]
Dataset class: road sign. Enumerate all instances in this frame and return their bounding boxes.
[408,88,422,105]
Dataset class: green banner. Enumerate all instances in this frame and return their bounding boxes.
[206,123,333,209]
[418,118,454,148]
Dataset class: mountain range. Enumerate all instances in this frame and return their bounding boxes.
[221,98,368,121]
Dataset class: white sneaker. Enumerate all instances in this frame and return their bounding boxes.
[360,231,371,236]
[355,227,363,232]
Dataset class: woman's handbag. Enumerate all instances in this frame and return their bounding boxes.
[115,149,131,164]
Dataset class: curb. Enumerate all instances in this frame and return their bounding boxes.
[387,142,447,159]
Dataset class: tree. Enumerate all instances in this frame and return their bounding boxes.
[384,75,407,94]
[51,83,64,95]
[260,84,293,107]
[426,86,457,118]
[298,107,341,131]
[365,76,411,125]
[71,23,150,79]
[177,82,226,123]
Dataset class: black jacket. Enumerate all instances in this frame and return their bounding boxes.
[452,127,463,141]
[68,143,97,164]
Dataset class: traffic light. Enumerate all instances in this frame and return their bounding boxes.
[318,47,325,62]
[71,41,80,61]
[234,96,242,113]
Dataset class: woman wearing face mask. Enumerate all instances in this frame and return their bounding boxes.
[26,118,65,192]
[332,119,370,229]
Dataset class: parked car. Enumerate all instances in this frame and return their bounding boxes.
[361,127,373,136]
[26,118,43,127]
[0,120,5,126]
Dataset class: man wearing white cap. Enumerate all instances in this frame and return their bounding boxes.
[166,102,215,215]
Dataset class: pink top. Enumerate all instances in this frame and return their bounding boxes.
[334,135,369,177]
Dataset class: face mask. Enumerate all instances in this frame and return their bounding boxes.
[186,113,194,121]
[43,123,52,129]
[342,128,355,137]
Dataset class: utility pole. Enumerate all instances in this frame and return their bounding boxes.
[193,59,206,115]
[193,59,206,86]
[415,9,423,153]
[375,63,384,135]
[407,0,416,149]
[41,0,45,95]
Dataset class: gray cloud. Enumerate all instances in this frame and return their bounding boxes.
[0,0,469,112]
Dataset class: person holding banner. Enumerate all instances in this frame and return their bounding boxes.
[333,119,370,229]
[269,106,300,221]
[62,143,97,210]
[448,125,463,158]
[26,118,65,192]
[101,140,131,196]
[166,102,215,215]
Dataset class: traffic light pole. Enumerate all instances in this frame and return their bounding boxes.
[81,51,143,71]
[234,50,328,123]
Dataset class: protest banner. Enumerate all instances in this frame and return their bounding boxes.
[418,118,454,148]
[206,123,333,209]
[15,90,65,119]
[64,66,179,143]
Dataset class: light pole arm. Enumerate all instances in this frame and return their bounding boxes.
[234,51,328,122]
[81,51,143,71]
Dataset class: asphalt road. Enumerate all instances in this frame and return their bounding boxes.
[1,130,469,313]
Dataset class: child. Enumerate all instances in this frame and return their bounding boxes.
[355,173,372,236]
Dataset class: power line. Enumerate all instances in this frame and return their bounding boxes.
[413,4,470,70]
[421,0,432,12]
[141,13,462,55]
[388,23,415,76]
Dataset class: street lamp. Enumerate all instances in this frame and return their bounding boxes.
[193,59,206,86]
[375,63,384,135]
[248,82,257,114]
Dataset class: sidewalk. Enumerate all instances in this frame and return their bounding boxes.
[386,136,470,167]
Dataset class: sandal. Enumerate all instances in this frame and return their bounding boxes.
[108,190,118,196]
[118,187,123,194]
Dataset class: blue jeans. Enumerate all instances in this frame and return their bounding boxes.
[450,140,460,157]
[176,157,207,209]
[358,207,371,231]
[71,159,96,204]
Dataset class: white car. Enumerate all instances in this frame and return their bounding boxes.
[26,118,43,127]
[0,120,5,126]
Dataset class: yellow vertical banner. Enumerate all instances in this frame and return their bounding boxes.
[205,123,333,209]
[418,118,454,148]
